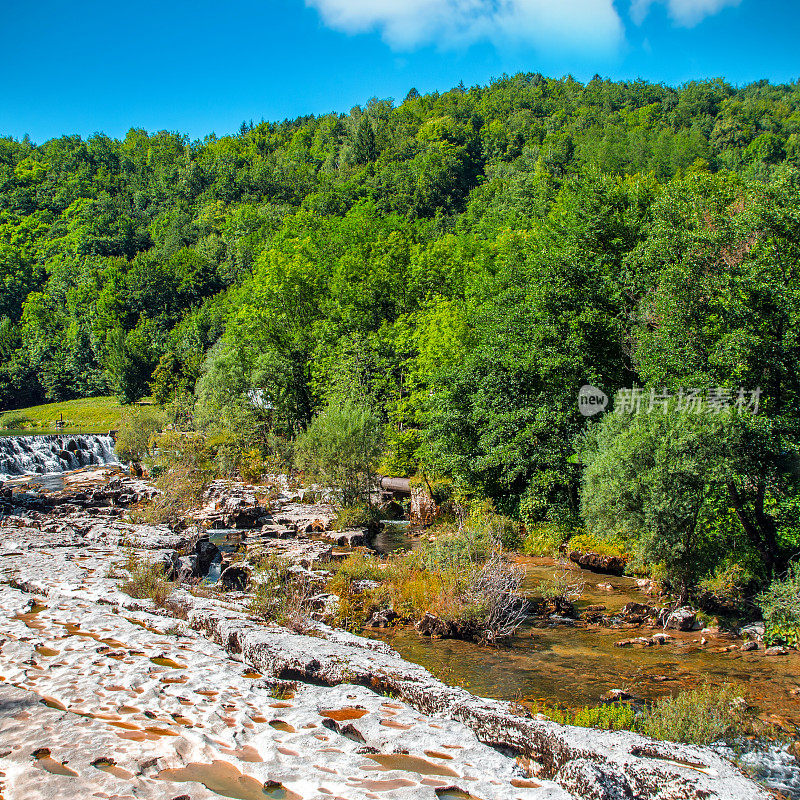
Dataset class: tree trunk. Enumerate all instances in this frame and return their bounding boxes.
[727,480,782,576]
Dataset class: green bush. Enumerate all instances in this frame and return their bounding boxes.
[697,562,755,613]
[530,684,752,744]
[573,703,636,731]
[639,684,749,745]
[295,397,383,507]
[333,551,386,583]
[249,556,311,631]
[332,503,380,531]
[121,551,175,607]
[417,524,493,573]
[473,512,522,551]
[114,406,165,462]
[529,701,635,732]
[135,432,214,523]
[521,523,570,557]
[757,564,800,647]
[0,411,32,429]
[566,532,628,559]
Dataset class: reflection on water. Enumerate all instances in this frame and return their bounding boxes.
[371,521,419,554]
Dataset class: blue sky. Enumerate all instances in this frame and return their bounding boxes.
[1,0,797,143]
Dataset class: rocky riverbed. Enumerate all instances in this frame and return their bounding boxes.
[0,467,780,799]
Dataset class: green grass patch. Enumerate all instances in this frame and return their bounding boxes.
[0,396,144,432]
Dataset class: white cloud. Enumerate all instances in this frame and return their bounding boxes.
[305,0,624,53]
[631,0,742,27]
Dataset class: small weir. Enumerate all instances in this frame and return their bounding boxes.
[0,434,118,479]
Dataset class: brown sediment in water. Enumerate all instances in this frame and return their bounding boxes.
[157,760,300,800]
[150,656,185,669]
[13,604,48,630]
[32,748,78,777]
[425,750,455,760]
[92,758,134,779]
[319,707,369,721]
[362,754,459,777]
[380,718,414,729]
[40,696,66,711]
[61,622,126,649]
[269,720,296,732]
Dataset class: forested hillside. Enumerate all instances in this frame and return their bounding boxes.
[2,74,799,581]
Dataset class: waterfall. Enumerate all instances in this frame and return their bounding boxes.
[0,435,119,480]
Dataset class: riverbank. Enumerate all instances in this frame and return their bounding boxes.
[0,396,139,433]
[0,467,776,799]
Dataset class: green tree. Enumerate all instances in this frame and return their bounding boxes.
[295,397,383,507]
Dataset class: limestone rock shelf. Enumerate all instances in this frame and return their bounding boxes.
[0,469,771,800]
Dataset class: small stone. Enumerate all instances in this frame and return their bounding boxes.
[600,689,635,703]
[766,646,789,656]
[740,641,758,652]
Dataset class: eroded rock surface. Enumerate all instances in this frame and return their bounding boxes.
[0,470,771,800]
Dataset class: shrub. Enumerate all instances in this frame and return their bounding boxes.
[573,703,636,731]
[114,405,165,463]
[332,503,380,531]
[295,397,383,507]
[329,542,526,643]
[566,532,628,559]
[0,411,32,429]
[528,701,635,732]
[470,510,522,551]
[417,524,493,573]
[135,432,214,524]
[521,523,570,557]
[530,685,753,744]
[249,556,312,631]
[121,551,175,606]
[638,683,749,745]
[332,551,386,583]
[697,562,755,614]
[757,564,800,647]
[239,447,267,484]
[537,560,585,604]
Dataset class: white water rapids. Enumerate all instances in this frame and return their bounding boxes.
[0,435,118,480]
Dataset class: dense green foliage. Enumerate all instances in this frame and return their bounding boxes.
[757,565,800,646]
[3,73,800,594]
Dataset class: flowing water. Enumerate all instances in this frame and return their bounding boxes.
[0,434,118,480]
[365,552,800,726]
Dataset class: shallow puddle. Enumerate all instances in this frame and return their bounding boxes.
[92,758,134,779]
[150,656,185,669]
[157,760,299,800]
[363,753,459,777]
[319,707,369,721]
[13,604,48,630]
[32,749,78,777]
[269,720,296,732]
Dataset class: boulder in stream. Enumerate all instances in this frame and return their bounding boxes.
[568,548,626,575]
